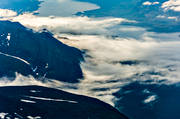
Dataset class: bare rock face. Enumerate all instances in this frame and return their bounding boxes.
[0,21,83,83]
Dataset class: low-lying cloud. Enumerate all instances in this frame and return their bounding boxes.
[162,0,180,12]
[11,13,131,35]
[1,12,180,106]
[0,9,17,18]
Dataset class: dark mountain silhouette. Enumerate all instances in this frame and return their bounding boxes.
[0,85,129,119]
[114,82,180,119]
[0,21,83,83]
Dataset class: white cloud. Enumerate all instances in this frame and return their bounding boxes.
[153,2,160,5]
[0,113,8,119]
[156,15,179,21]
[143,1,152,5]
[10,13,132,35]
[0,73,46,87]
[52,33,180,106]
[143,1,159,6]
[156,15,166,18]
[0,9,17,18]
[1,12,180,106]
[167,16,178,20]
[162,0,180,12]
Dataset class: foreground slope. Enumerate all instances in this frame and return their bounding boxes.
[0,86,128,119]
[114,82,180,119]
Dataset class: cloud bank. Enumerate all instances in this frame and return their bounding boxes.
[11,13,131,35]
[0,9,17,18]
[162,0,180,12]
[1,12,180,106]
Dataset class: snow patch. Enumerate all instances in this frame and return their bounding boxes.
[0,113,8,119]
[21,99,36,104]
[27,116,41,119]
[27,96,78,103]
[144,95,157,103]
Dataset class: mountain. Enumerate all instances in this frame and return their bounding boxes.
[0,21,83,83]
[114,82,180,119]
[0,85,128,119]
